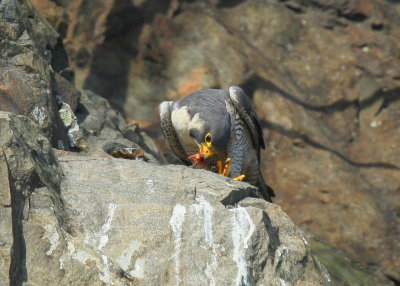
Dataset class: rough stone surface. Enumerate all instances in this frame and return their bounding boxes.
[0,111,65,285]
[59,102,84,149]
[0,150,12,286]
[0,112,330,285]
[75,90,165,162]
[26,0,400,284]
[55,155,330,286]
[0,0,79,148]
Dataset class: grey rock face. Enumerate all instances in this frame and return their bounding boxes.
[76,90,165,162]
[0,111,65,285]
[0,111,330,286]
[0,0,80,148]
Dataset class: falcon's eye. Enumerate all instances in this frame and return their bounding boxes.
[205,133,212,144]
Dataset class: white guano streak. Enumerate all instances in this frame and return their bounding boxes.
[97,203,117,250]
[191,197,219,286]
[43,224,60,256]
[230,206,255,286]
[116,240,143,278]
[280,278,288,286]
[169,204,187,286]
[97,203,117,285]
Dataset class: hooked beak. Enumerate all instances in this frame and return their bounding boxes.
[199,143,216,159]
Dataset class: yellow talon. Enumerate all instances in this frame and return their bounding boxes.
[222,158,231,177]
[233,174,245,181]
[217,161,223,174]
[218,158,244,180]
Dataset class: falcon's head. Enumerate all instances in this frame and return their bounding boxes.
[188,115,231,159]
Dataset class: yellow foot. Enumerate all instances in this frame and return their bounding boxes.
[222,158,231,177]
[233,174,245,181]
[217,161,223,174]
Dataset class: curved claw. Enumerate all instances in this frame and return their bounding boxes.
[220,158,245,181]
[233,174,245,181]
[222,158,231,177]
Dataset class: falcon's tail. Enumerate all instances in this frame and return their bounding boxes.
[257,169,275,202]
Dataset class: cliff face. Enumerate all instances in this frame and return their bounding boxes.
[0,0,79,148]
[0,1,331,285]
[34,0,400,284]
[0,112,331,286]
[1,0,399,285]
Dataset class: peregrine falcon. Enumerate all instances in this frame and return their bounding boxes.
[159,86,274,202]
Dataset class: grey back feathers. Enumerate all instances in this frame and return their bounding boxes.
[228,86,265,160]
